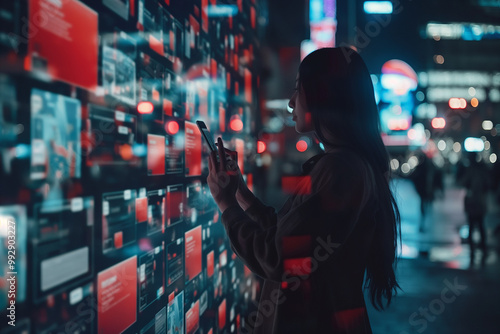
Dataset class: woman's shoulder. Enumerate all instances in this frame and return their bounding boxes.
[314,147,369,174]
[309,148,376,194]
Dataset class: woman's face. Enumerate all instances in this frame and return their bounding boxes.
[288,74,313,133]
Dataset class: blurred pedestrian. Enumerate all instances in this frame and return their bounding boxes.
[409,150,436,232]
[460,152,489,267]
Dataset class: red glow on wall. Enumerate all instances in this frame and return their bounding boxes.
[137,101,154,114]
[257,141,266,154]
[166,121,179,135]
[296,140,308,152]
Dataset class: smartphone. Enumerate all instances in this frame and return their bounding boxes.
[196,120,218,154]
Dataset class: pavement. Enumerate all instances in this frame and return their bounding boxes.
[366,175,500,334]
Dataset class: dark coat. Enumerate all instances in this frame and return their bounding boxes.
[221,149,378,333]
[462,161,490,216]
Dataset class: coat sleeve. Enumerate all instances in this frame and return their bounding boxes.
[221,153,375,282]
[243,197,278,229]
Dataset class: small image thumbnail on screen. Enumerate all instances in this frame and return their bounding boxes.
[167,291,184,334]
[136,188,148,225]
[147,134,166,175]
[185,180,215,225]
[103,0,129,20]
[102,190,136,253]
[146,189,166,235]
[166,236,183,286]
[185,180,202,225]
[213,260,229,300]
[0,205,27,309]
[166,184,184,227]
[138,0,164,55]
[138,52,164,122]
[0,74,18,177]
[102,31,136,105]
[32,282,94,333]
[0,2,18,52]
[218,298,227,330]
[139,242,165,312]
[207,86,227,133]
[140,306,167,334]
[184,269,210,333]
[31,89,81,182]
[184,121,202,176]
[202,225,215,254]
[165,119,184,174]
[185,14,201,59]
[32,197,93,301]
[86,104,137,166]
[184,272,208,311]
[163,9,184,66]
[163,70,185,118]
[198,289,211,328]
[184,75,210,121]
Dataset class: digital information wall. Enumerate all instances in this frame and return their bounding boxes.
[0,0,262,333]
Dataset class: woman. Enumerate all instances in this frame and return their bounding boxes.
[207,47,401,333]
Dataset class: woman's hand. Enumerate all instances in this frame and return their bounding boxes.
[216,145,256,210]
[207,137,239,212]
[234,170,256,211]
[217,144,257,210]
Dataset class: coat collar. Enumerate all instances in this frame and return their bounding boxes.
[301,153,327,175]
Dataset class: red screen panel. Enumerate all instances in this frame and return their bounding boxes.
[245,68,252,103]
[136,197,148,223]
[185,226,202,281]
[147,134,166,175]
[97,256,137,334]
[207,251,214,278]
[218,299,226,329]
[184,121,202,176]
[185,300,200,334]
[27,0,98,91]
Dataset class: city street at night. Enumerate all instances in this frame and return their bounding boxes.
[367,176,500,334]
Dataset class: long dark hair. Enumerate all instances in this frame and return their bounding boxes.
[298,47,401,310]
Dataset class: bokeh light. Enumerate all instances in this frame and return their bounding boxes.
[482,120,493,130]
[137,101,154,114]
[433,54,445,64]
[490,153,497,163]
[296,140,308,152]
[471,97,479,108]
[257,140,266,154]
[166,121,179,135]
